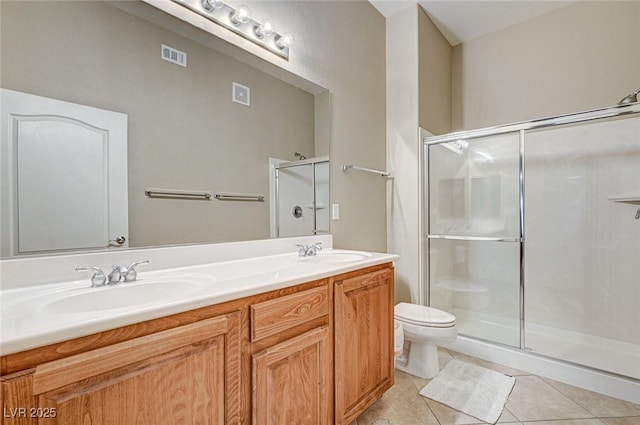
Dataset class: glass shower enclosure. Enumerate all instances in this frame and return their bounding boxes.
[275,156,329,238]
[424,104,640,380]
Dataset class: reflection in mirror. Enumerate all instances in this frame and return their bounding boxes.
[273,156,329,238]
[0,0,330,258]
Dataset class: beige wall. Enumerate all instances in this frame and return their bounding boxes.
[387,5,453,304]
[418,7,452,135]
[453,1,640,130]
[3,0,389,253]
[387,5,420,304]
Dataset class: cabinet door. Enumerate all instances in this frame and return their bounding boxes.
[15,312,241,425]
[334,268,394,425]
[253,326,331,425]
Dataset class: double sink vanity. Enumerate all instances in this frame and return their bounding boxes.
[1,236,398,424]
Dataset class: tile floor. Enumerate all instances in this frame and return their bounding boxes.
[351,349,640,425]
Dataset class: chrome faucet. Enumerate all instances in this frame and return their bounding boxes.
[76,266,107,287]
[124,260,150,281]
[107,265,129,285]
[76,260,149,287]
[108,260,150,284]
[296,242,323,257]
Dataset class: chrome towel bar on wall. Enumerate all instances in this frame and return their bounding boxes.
[145,188,211,200]
[341,164,392,178]
[214,193,264,202]
[144,189,264,201]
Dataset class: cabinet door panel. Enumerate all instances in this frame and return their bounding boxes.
[28,313,240,425]
[335,269,394,424]
[41,342,224,424]
[253,326,330,425]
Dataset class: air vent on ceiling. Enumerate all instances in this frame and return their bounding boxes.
[161,44,187,67]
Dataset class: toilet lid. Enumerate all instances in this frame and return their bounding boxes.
[394,302,456,327]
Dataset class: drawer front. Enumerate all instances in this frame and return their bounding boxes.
[341,269,392,293]
[251,285,329,342]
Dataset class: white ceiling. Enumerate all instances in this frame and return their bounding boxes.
[369,0,574,46]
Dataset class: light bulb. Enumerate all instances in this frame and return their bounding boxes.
[254,19,274,39]
[275,32,293,49]
[230,4,251,25]
[202,0,224,11]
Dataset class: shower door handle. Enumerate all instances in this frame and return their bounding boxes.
[427,234,522,242]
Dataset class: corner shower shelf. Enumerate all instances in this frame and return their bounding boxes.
[608,195,640,205]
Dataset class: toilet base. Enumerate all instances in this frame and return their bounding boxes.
[395,341,440,379]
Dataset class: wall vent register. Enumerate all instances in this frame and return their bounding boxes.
[161,44,187,67]
[232,82,250,106]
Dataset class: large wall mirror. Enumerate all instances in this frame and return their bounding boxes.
[0,0,330,258]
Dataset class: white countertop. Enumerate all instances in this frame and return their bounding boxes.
[0,249,398,356]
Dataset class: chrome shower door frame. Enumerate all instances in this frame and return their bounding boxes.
[423,102,640,351]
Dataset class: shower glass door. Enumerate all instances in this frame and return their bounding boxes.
[524,115,640,378]
[426,132,522,347]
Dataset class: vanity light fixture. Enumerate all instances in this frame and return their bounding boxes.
[229,4,250,25]
[254,19,273,39]
[201,0,224,11]
[171,0,293,60]
[275,32,293,50]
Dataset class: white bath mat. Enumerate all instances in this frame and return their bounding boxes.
[419,359,515,424]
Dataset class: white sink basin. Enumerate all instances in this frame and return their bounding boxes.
[45,275,216,314]
[299,251,373,263]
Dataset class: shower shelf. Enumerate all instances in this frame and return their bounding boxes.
[608,195,640,205]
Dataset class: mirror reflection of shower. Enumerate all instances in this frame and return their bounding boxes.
[269,156,329,238]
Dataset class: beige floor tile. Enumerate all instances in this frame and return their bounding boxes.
[438,347,455,367]
[355,377,440,425]
[601,418,640,425]
[520,420,605,425]
[448,350,528,376]
[497,408,520,423]
[541,378,640,417]
[423,398,486,425]
[506,376,595,421]
[421,398,520,424]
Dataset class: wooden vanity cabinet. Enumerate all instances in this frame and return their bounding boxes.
[334,266,395,425]
[249,284,332,425]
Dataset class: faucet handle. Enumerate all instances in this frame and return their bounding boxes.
[307,242,323,256]
[296,244,308,257]
[107,265,128,285]
[76,266,107,287]
[125,260,149,282]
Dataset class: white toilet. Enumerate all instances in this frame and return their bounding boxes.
[394,302,457,379]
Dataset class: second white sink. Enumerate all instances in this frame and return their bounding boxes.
[299,250,373,264]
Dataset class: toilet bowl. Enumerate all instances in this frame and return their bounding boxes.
[394,302,457,379]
